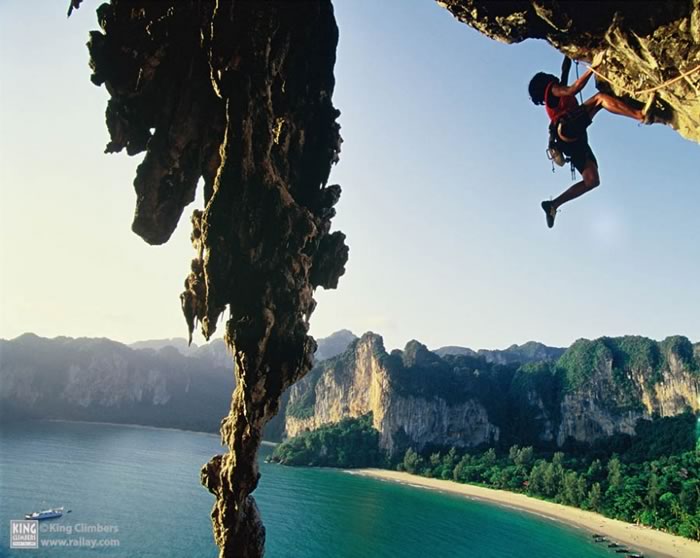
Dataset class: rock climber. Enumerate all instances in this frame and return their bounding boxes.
[528,54,656,228]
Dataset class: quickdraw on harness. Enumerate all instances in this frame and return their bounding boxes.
[546,134,576,180]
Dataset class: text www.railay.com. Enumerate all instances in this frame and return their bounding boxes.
[40,537,121,548]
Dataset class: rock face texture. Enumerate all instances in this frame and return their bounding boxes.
[553,336,700,445]
[76,1,347,556]
[437,0,700,143]
[286,334,502,453]
[285,334,700,454]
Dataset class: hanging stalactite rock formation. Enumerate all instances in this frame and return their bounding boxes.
[437,0,700,143]
[75,1,347,556]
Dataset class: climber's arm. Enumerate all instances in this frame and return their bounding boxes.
[551,67,593,97]
[560,56,572,86]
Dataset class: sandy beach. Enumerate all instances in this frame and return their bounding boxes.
[351,469,700,558]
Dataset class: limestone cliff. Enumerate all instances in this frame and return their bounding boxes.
[0,333,234,432]
[437,0,700,143]
[554,336,700,445]
[285,333,699,453]
[287,334,500,453]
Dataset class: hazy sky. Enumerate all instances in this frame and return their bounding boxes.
[1,1,698,351]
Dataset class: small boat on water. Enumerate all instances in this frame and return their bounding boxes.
[25,507,65,520]
[615,549,630,554]
[626,554,644,558]
[593,536,608,543]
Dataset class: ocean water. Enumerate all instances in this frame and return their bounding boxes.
[0,422,619,557]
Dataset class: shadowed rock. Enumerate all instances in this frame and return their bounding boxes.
[77,1,347,556]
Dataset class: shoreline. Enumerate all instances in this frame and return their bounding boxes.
[350,469,700,558]
[40,419,278,446]
[43,419,221,437]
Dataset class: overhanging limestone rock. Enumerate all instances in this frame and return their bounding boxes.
[437,0,700,143]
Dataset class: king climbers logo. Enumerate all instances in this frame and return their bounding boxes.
[10,520,39,549]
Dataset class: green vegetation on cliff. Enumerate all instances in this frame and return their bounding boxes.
[286,366,323,420]
[662,336,699,372]
[270,414,386,467]
[284,333,698,454]
[558,335,698,394]
[505,361,563,445]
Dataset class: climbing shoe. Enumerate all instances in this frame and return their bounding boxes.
[541,200,557,229]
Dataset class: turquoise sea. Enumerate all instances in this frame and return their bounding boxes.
[1,422,627,557]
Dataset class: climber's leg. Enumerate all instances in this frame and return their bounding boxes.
[553,160,600,208]
[584,92,644,122]
[541,159,599,229]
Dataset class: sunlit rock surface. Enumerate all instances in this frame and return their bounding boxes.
[286,334,502,453]
[437,0,700,143]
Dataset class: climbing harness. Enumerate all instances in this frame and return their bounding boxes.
[546,109,589,179]
[545,63,588,178]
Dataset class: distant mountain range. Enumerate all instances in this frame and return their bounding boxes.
[315,329,357,361]
[434,341,566,364]
[0,330,359,435]
[4,331,696,450]
[127,330,357,363]
[129,337,203,355]
[0,333,233,433]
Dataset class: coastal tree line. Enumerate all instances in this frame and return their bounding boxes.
[400,443,699,539]
[271,412,700,540]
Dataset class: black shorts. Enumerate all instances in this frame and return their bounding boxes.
[557,106,596,174]
[559,133,597,174]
